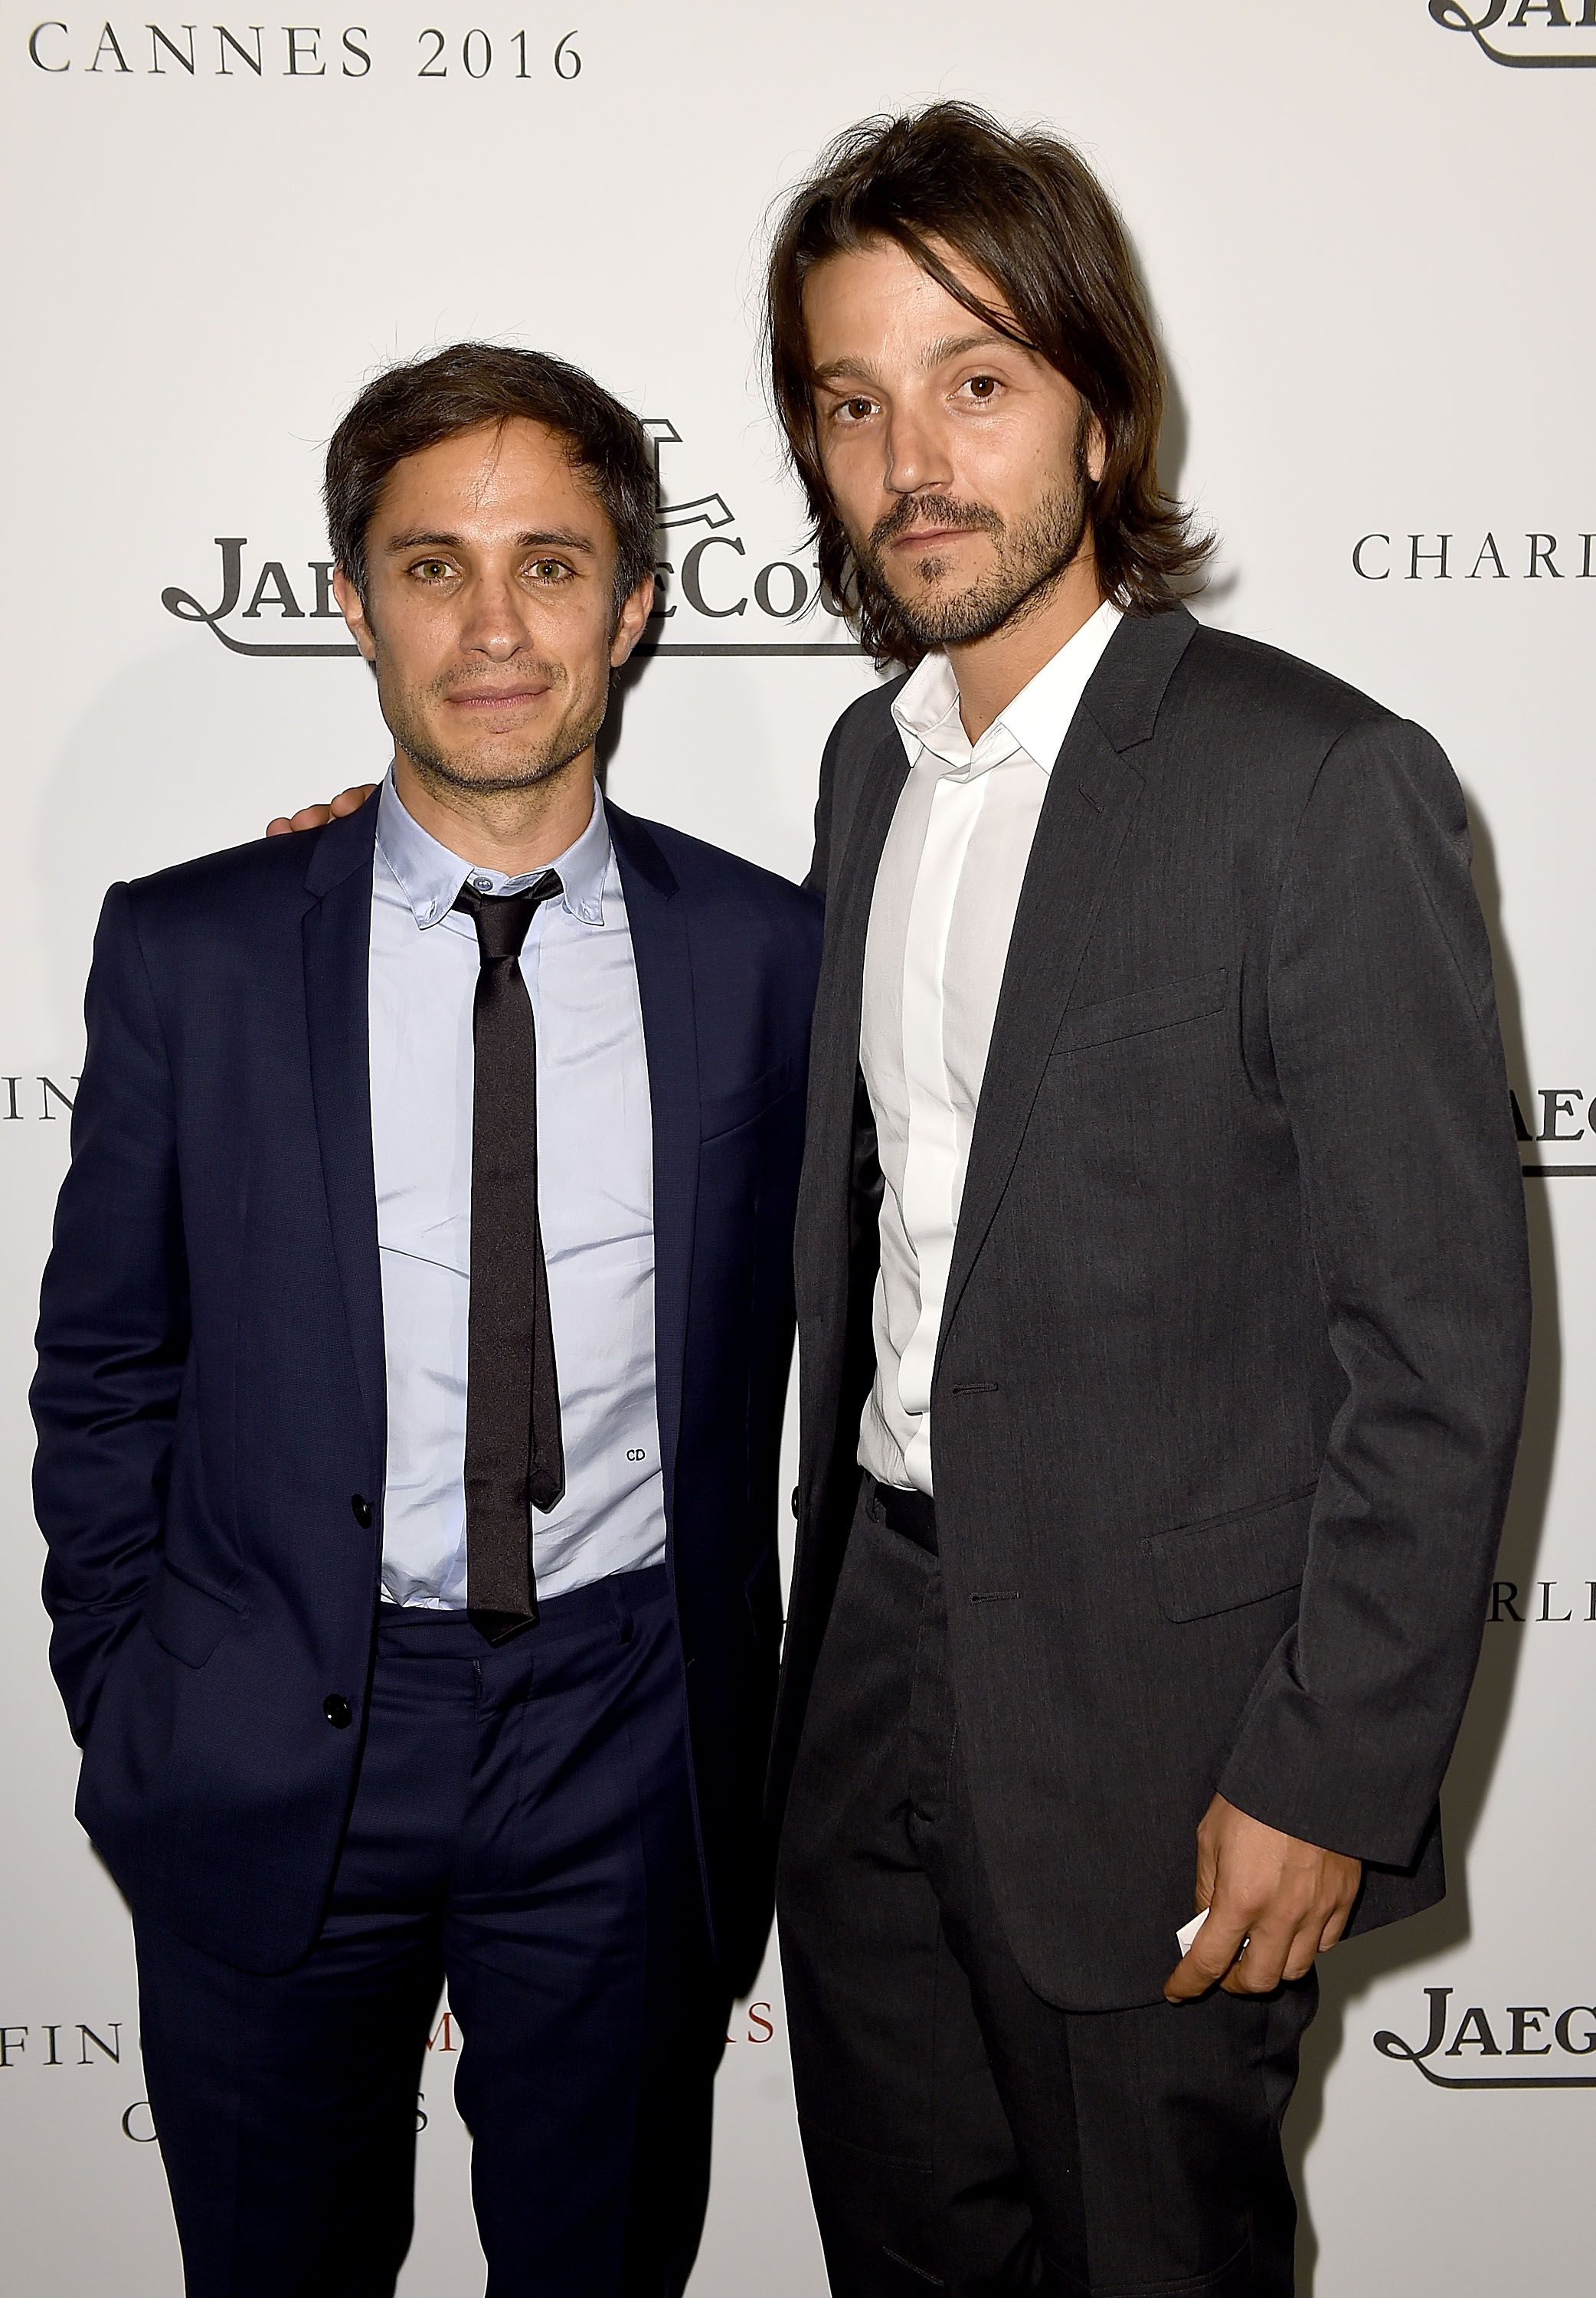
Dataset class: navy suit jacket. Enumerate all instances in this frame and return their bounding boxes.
[33,794,821,1985]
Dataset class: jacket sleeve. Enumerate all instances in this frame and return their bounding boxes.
[31,882,191,1745]
[1217,716,1531,1867]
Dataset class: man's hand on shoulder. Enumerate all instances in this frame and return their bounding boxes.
[265,786,377,836]
[1163,1793,1361,2002]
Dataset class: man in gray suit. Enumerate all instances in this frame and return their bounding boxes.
[764,103,1531,2294]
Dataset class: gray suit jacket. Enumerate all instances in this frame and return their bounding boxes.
[772,604,1532,2011]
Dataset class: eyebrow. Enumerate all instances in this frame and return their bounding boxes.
[811,329,1019,390]
[920,329,1015,368]
[383,527,597,557]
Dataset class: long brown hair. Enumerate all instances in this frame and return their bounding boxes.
[764,103,1213,667]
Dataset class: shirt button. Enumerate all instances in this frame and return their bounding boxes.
[323,1694,353,1729]
[350,1494,372,1528]
[471,875,493,893]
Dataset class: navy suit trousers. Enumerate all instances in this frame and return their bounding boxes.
[133,1566,728,2298]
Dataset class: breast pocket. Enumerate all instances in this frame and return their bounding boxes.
[1049,969,1229,1059]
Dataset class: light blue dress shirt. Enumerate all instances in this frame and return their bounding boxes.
[368,769,666,1608]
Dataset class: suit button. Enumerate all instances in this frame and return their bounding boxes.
[323,1694,352,1729]
[350,1494,372,1528]
[790,1486,800,1519]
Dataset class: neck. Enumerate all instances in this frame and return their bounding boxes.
[392,748,597,875]
[946,548,1106,743]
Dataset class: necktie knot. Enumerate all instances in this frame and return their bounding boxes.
[453,872,563,964]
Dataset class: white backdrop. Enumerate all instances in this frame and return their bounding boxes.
[2,2,1593,2290]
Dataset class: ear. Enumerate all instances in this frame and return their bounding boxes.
[1084,412,1108,487]
[332,566,378,663]
[609,572,656,669]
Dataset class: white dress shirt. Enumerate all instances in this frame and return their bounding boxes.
[858,599,1123,1495]
[368,770,666,1606]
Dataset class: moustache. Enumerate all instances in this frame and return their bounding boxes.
[429,661,566,701]
[868,495,1004,555]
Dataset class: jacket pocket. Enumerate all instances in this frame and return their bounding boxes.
[143,1563,246,1669]
[1049,969,1228,1058]
[1147,1484,1315,1622]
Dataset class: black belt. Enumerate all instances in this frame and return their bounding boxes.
[868,1475,938,1556]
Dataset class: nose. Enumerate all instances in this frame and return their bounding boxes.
[457,569,535,660]
[882,401,952,500]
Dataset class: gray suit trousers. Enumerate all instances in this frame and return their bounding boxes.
[778,1480,1316,2297]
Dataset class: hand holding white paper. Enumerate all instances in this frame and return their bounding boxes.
[1176,1908,1210,1957]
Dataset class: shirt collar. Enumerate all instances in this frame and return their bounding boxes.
[375,768,611,930]
[891,597,1123,782]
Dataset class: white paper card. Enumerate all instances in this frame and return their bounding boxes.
[1176,1907,1209,1956]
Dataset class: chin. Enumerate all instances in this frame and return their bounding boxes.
[895,586,987,636]
[422,749,548,794]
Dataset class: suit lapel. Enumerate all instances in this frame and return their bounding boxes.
[607,802,697,1531]
[937,607,1199,1361]
[795,730,909,1316]
[302,798,386,1465]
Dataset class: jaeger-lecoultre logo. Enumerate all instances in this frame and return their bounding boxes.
[1430,1,1596,69]
[1377,1987,1596,2087]
[159,421,861,662]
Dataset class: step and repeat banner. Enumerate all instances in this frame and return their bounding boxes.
[1,2,1591,2290]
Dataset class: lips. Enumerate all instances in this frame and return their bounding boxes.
[444,686,551,709]
[892,526,978,551]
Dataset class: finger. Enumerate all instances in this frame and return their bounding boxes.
[1164,1951,1212,2002]
[1220,1919,1293,1995]
[1164,1916,1248,2002]
[1193,1837,1220,1917]
[1280,1919,1323,1983]
[1317,1903,1352,1954]
[289,805,336,832]
[265,817,294,837]
[330,784,376,817]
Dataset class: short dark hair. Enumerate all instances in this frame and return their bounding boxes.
[764,103,1214,667]
[324,341,656,616]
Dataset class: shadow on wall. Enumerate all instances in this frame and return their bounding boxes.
[595,645,648,797]
[1282,790,1559,2294]
[1151,263,1238,619]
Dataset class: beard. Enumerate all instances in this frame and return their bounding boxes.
[856,427,1094,652]
[375,654,608,798]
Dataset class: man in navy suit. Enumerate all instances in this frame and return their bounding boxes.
[32,342,821,2298]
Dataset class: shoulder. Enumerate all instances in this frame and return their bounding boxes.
[1170,623,1396,752]
[115,813,358,952]
[1166,623,1467,853]
[809,675,910,889]
[98,806,378,1008]
[822,673,908,774]
[610,806,822,949]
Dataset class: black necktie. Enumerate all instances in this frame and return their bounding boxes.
[453,873,566,1643]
